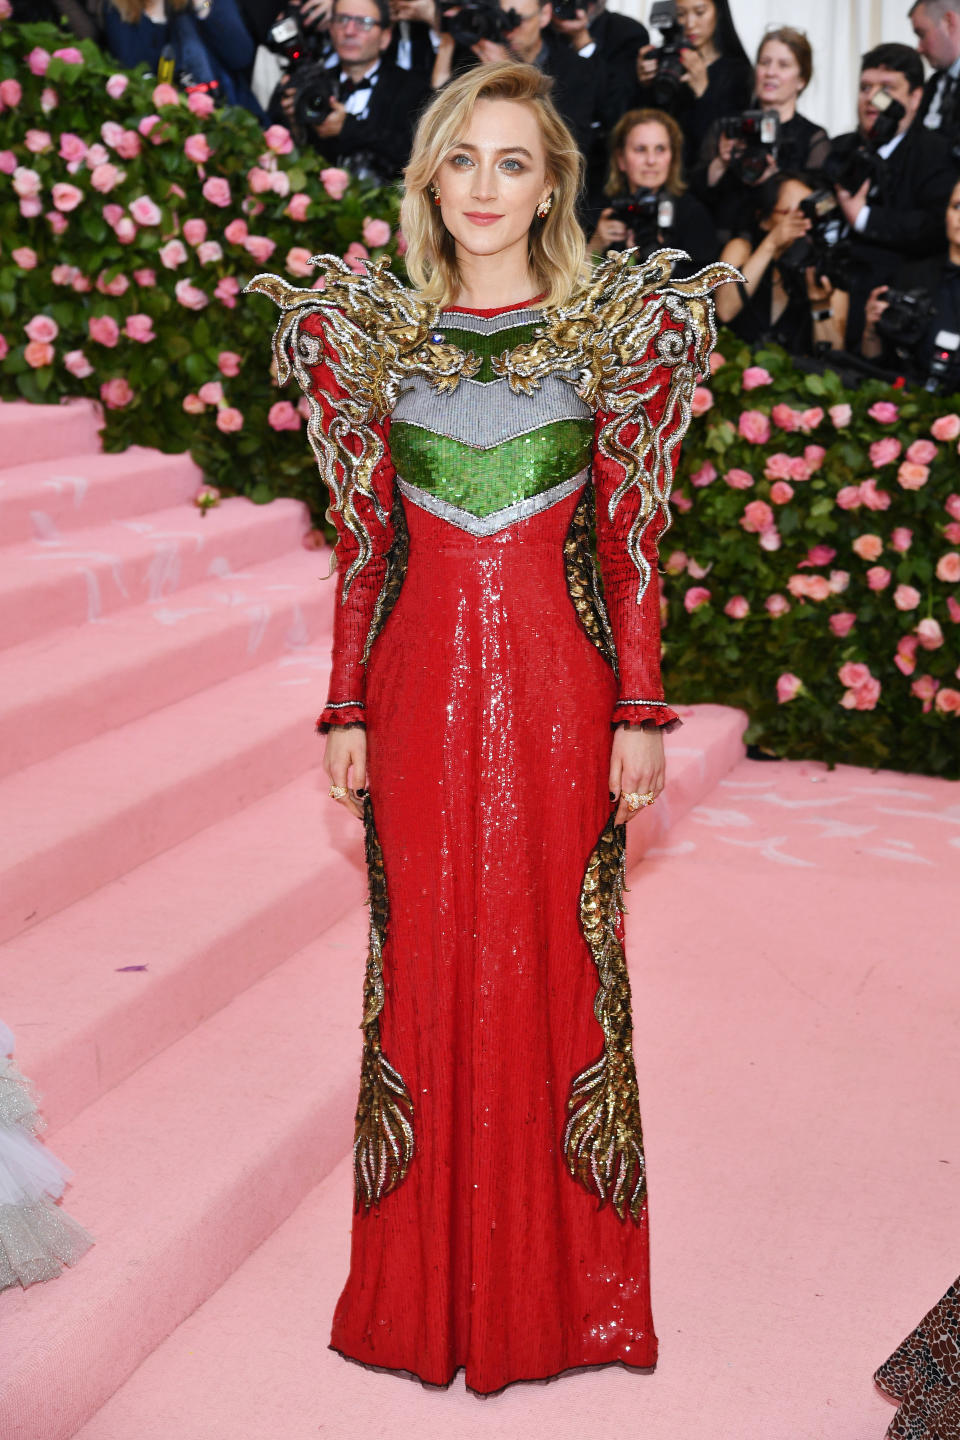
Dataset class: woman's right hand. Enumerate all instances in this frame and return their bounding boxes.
[589,208,628,254]
[636,43,658,85]
[767,208,809,257]
[324,725,367,820]
[863,284,890,336]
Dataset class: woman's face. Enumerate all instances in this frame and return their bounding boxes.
[946,180,960,250]
[756,39,805,107]
[676,0,716,51]
[432,98,552,261]
[617,122,673,192]
[761,176,811,230]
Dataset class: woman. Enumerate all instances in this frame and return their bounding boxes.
[715,171,846,355]
[247,61,731,1395]
[635,0,752,166]
[588,107,718,273]
[695,27,830,240]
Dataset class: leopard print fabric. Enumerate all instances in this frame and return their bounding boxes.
[874,1276,960,1439]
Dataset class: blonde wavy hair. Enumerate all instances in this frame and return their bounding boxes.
[605,109,687,199]
[400,62,588,310]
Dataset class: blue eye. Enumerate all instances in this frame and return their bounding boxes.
[451,153,472,167]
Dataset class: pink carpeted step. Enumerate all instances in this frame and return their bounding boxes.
[0,397,103,468]
[4,772,366,1135]
[0,645,332,947]
[0,495,309,651]
[0,544,334,779]
[66,760,959,1440]
[0,446,204,545]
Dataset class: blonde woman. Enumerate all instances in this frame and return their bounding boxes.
[248,60,731,1395]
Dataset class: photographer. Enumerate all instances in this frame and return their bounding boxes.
[860,177,960,388]
[587,107,718,273]
[714,172,847,355]
[912,0,960,152]
[634,0,751,166]
[282,0,430,181]
[549,0,647,116]
[266,0,334,125]
[825,42,956,347]
[694,27,829,241]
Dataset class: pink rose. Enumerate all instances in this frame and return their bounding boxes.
[285,246,314,278]
[673,494,692,512]
[52,263,79,285]
[216,406,244,433]
[687,558,710,579]
[321,167,350,199]
[285,192,310,222]
[946,523,960,544]
[948,596,960,623]
[758,527,782,552]
[264,123,294,153]
[830,612,857,637]
[890,527,913,554]
[798,407,824,433]
[771,402,799,432]
[27,47,49,76]
[866,566,891,591]
[869,437,901,467]
[72,274,91,292]
[91,163,125,194]
[174,280,209,310]
[829,570,850,594]
[187,89,215,117]
[690,386,714,416]
[242,197,265,218]
[689,460,716,487]
[217,350,243,377]
[24,129,52,153]
[804,544,836,567]
[868,401,899,424]
[244,234,276,263]
[898,461,929,490]
[86,142,109,167]
[788,456,812,482]
[247,165,273,194]
[46,209,68,235]
[917,618,945,650]
[159,240,188,269]
[684,586,711,613]
[153,82,179,107]
[52,46,84,64]
[101,119,125,148]
[362,216,392,250]
[765,593,790,616]
[804,444,826,471]
[202,176,231,207]
[106,73,128,99]
[709,350,725,372]
[184,133,212,164]
[829,403,852,428]
[198,380,223,405]
[664,550,688,575]
[129,195,161,226]
[133,267,156,287]
[738,410,771,445]
[12,246,37,269]
[52,182,85,213]
[740,499,775,534]
[947,494,960,521]
[123,313,155,343]
[770,480,794,505]
[936,551,960,583]
[138,115,161,139]
[835,485,862,511]
[344,241,369,273]
[893,584,921,611]
[57,134,86,169]
[724,467,754,489]
[19,198,42,219]
[741,365,772,390]
[838,661,872,690]
[215,277,240,308]
[197,241,223,264]
[100,377,134,409]
[895,635,919,676]
[841,677,881,711]
[182,393,206,414]
[268,400,302,431]
[763,452,793,481]
[88,315,120,347]
[788,574,830,601]
[0,150,16,173]
[183,217,207,245]
[859,477,891,510]
[63,349,93,378]
[268,169,291,198]
[776,672,802,703]
[906,438,937,465]
[24,340,54,368]
[114,217,136,244]
[852,534,883,561]
[935,687,960,714]
[101,202,124,228]
[931,413,960,442]
[224,218,248,245]
[96,271,129,295]
[912,675,940,711]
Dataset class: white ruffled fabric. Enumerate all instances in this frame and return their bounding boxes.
[0,1020,94,1289]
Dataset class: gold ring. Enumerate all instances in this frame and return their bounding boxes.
[329,785,348,800]
[624,790,655,811]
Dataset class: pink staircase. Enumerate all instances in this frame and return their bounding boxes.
[0,398,748,1440]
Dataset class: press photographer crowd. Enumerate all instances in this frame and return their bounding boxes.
[12,0,960,389]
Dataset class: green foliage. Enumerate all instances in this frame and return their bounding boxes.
[0,17,401,520]
[663,335,960,777]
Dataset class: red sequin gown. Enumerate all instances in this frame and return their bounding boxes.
[301,291,688,1396]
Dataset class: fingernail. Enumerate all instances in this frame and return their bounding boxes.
[355,787,367,797]
[609,790,616,800]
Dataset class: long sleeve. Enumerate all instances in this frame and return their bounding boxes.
[296,311,397,732]
[592,312,693,732]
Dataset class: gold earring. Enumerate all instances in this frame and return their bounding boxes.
[429,183,441,205]
[536,194,553,218]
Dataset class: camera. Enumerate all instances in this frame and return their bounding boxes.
[924,329,960,392]
[440,0,522,48]
[551,0,580,18]
[876,287,937,350]
[778,187,853,289]
[720,110,780,185]
[267,12,335,127]
[645,0,687,109]
[608,187,675,253]
[823,89,905,194]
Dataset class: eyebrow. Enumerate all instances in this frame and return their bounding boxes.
[449,143,535,158]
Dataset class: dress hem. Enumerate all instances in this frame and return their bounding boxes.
[328,1342,657,1398]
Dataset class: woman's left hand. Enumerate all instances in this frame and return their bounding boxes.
[680,46,709,97]
[609,725,666,826]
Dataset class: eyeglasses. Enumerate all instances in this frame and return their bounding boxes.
[331,13,382,28]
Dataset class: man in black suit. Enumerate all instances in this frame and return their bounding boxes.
[306,0,431,182]
[912,0,960,152]
[550,0,647,117]
[827,42,957,346]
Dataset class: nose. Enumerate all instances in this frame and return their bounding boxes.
[469,163,499,201]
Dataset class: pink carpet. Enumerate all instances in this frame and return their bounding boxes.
[0,399,955,1440]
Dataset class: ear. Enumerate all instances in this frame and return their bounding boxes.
[378,24,392,52]
[540,2,552,29]
[906,83,923,123]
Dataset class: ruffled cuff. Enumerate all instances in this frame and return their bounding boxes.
[611,699,682,731]
[316,700,366,734]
